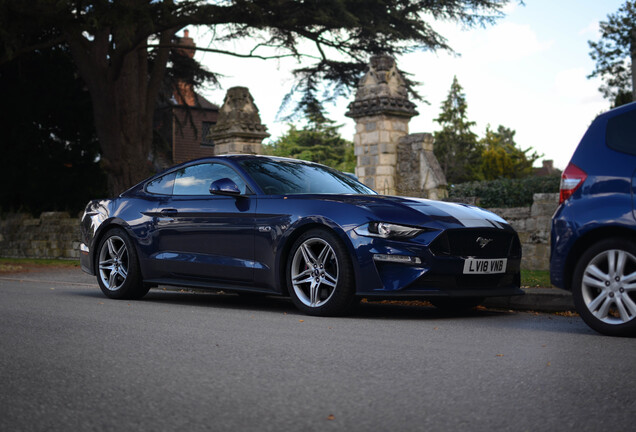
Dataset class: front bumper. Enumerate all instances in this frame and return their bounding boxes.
[79,243,95,275]
[351,227,523,298]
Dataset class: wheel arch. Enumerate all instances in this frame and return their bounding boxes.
[276,219,358,297]
[563,226,636,291]
[91,218,136,273]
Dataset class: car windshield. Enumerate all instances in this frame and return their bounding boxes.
[239,158,376,195]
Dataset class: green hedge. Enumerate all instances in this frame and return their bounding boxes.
[447,175,560,208]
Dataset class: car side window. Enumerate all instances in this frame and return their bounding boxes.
[606,109,636,156]
[173,163,248,196]
[146,172,176,195]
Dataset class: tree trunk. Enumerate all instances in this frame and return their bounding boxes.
[91,55,154,195]
[66,29,174,196]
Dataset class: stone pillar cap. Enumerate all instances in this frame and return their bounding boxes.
[346,54,418,119]
[208,87,270,140]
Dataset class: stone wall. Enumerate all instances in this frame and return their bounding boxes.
[0,194,560,269]
[0,212,80,259]
[485,193,559,270]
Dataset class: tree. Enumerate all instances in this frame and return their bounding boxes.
[433,76,481,184]
[0,45,106,214]
[0,0,511,194]
[588,1,636,107]
[265,116,355,173]
[478,125,540,180]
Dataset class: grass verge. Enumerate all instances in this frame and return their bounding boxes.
[521,269,551,288]
[0,257,79,273]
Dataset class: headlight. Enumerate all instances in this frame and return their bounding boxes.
[354,222,425,239]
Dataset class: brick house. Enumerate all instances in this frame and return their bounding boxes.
[153,30,219,168]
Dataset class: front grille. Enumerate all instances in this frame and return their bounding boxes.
[430,228,521,259]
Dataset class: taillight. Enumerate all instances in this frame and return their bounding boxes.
[559,162,587,204]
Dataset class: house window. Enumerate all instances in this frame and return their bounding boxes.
[201,121,215,147]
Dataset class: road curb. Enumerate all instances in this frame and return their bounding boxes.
[483,287,574,312]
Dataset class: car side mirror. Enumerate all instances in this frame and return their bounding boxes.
[209,178,241,196]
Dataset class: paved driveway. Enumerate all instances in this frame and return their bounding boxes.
[1,268,634,431]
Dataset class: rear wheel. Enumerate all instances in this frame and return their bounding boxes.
[572,238,636,337]
[430,297,484,312]
[96,228,149,300]
[287,229,355,316]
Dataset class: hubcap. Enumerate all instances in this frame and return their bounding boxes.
[290,238,339,308]
[581,249,636,325]
[98,235,129,291]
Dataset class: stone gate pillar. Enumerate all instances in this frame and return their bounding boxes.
[396,133,447,199]
[208,87,269,155]
[345,55,418,194]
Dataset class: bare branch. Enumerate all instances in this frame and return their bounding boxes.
[147,43,315,61]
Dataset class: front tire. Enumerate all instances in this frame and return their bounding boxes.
[572,238,636,337]
[96,228,149,300]
[287,229,355,316]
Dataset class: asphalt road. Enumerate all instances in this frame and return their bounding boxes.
[1,268,635,432]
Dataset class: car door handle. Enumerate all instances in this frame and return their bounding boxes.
[159,208,178,216]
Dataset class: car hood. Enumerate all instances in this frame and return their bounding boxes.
[307,194,510,229]
[390,196,508,228]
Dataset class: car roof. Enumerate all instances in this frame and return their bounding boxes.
[597,100,636,121]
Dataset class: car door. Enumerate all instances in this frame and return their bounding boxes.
[151,162,256,284]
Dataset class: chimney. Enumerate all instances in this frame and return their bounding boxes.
[173,29,197,106]
[177,28,196,59]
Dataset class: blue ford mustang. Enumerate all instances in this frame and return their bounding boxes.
[80,155,522,316]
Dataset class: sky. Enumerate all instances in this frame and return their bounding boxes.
[189,0,626,170]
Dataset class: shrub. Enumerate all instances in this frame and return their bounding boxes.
[447,175,560,208]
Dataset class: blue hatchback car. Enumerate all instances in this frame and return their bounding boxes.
[551,102,636,336]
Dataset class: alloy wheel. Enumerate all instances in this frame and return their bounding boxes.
[581,249,636,325]
[98,235,129,291]
[290,238,339,308]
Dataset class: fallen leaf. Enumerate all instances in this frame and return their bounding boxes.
[555,310,579,317]
[433,327,439,330]
[299,319,304,323]
[496,354,504,357]
[327,414,335,421]
[547,362,551,366]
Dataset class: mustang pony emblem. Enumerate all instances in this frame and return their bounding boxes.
[476,237,493,248]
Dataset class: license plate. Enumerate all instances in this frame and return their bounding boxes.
[463,258,507,274]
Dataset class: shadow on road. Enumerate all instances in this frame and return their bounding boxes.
[76,287,513,321]
[65,286,595,334]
